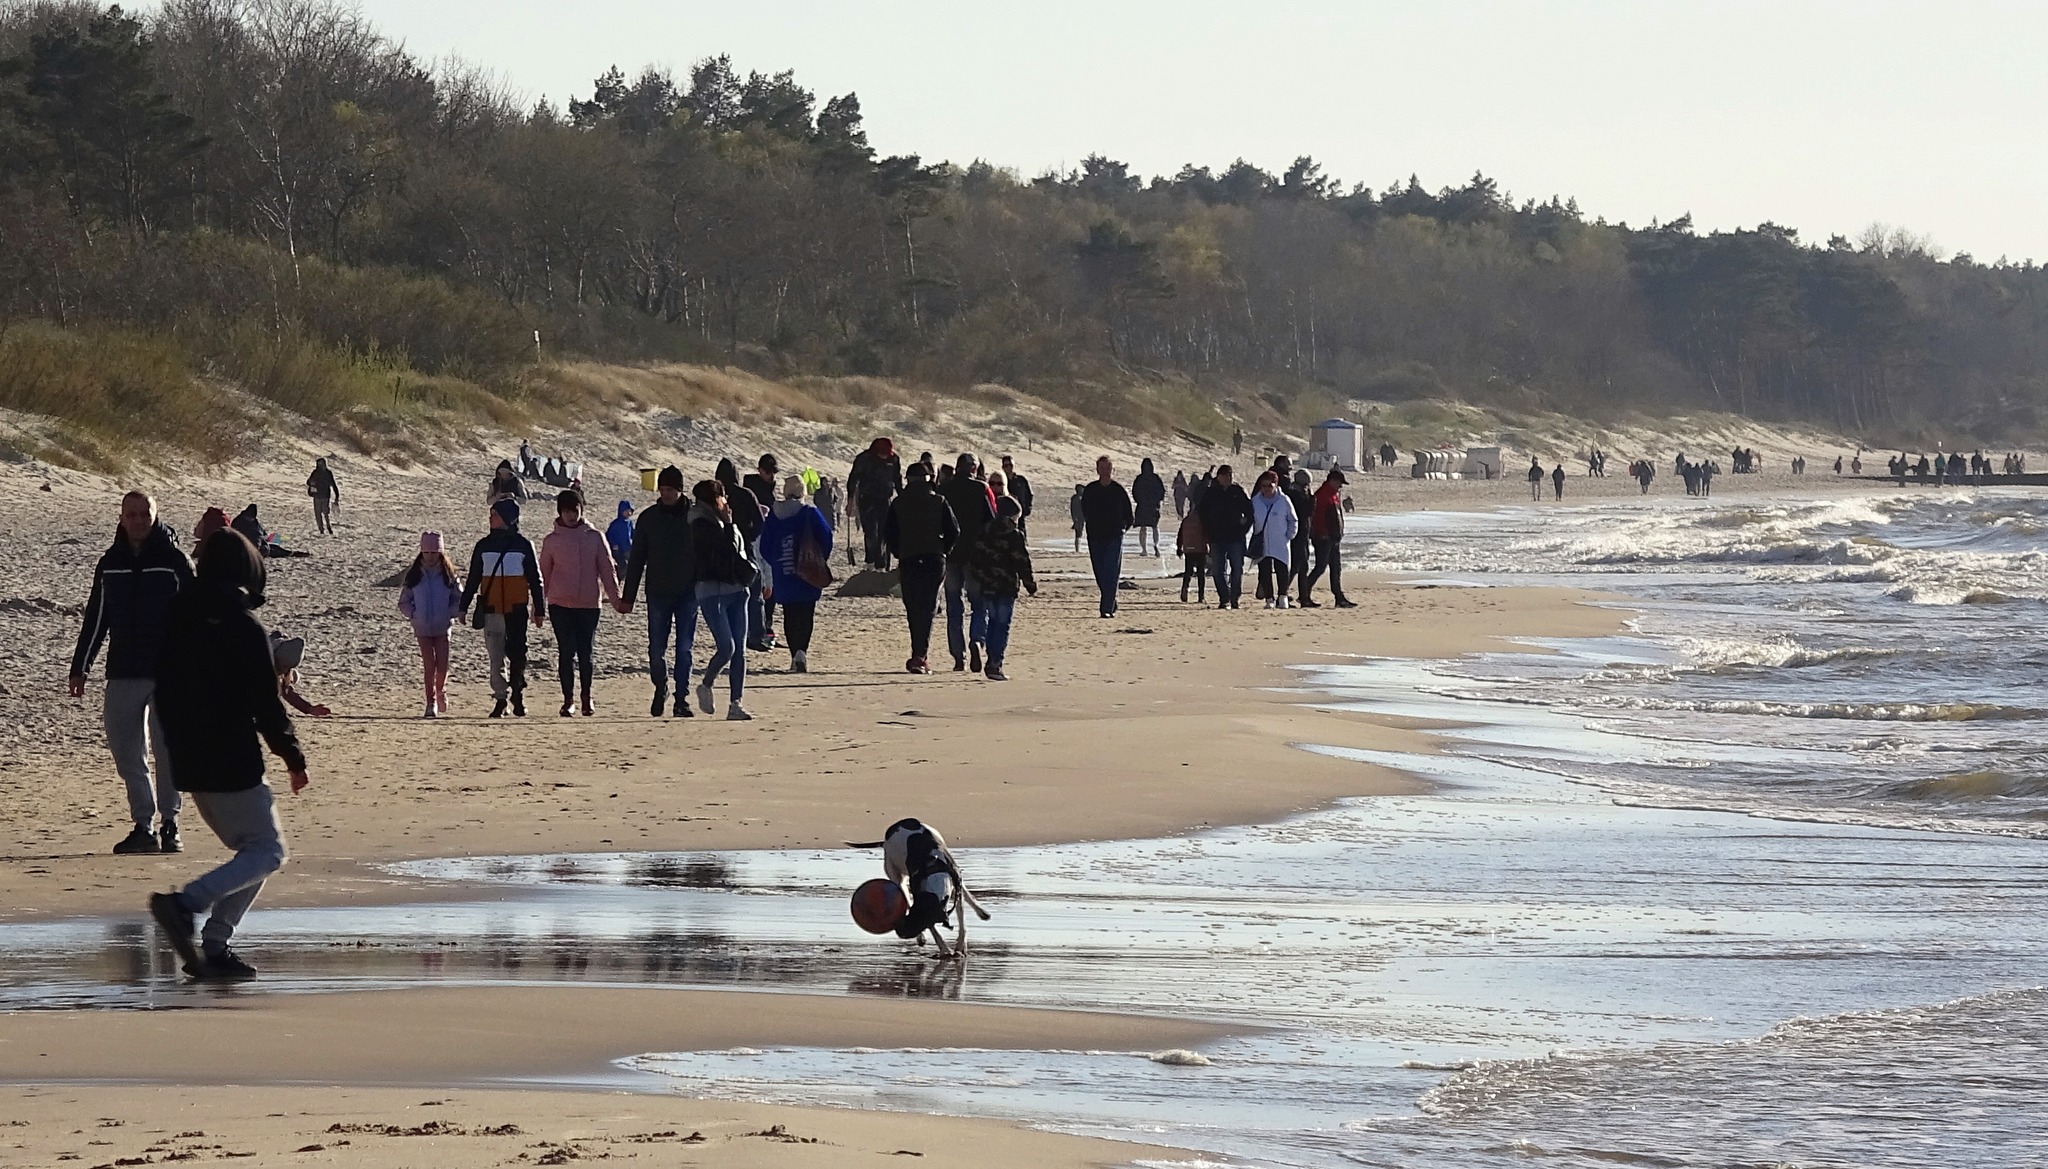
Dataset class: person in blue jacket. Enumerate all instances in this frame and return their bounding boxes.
[758,475,833,674]
[605,500,635,566]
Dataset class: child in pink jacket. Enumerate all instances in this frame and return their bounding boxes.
[397,531,464,718]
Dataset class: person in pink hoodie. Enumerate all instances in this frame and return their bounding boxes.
[538,489,621,717]
[396,532,463,718]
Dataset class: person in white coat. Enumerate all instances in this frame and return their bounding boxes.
[1249,471,1299,609]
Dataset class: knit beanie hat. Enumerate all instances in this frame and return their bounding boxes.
[419,531,442,553]
[657,465,684,490]
[492,498,520,528]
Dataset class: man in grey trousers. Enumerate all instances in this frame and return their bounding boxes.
[70,491,193,855]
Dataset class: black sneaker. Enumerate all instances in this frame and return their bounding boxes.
[489,696,508,719]
[510,693,526,717]
[651,689,668,717]
[149,892,201,971]
[969,643,983,673]
[193,946,258,982]
[158,822,181,854]
[1334,597,1358,609]
[672,694,694,718]
[114,827,160,855]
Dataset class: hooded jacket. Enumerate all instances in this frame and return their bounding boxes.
[155,570,305,793]
[935,474,996,564]
[460,525,545,618]
[715,459,763,545]
[604,502,634,563]
[760,500,833,606]
[1131,460,1166,526]
[883,480,958,562]
[539,517,622,610]
[71,522,194,680]
[622,498,694,601]
[1197,480,1254,544]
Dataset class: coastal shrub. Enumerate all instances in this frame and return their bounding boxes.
[0,322,247,465]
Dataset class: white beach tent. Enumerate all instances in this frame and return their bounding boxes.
[1307,419,1364,470]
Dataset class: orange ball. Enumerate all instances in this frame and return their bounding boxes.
[851,878,908,934]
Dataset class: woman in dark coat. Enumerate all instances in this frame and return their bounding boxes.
[1131,458,1167,556]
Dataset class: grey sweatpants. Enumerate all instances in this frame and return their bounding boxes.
[181,783,288,954]
[105,678,178,830]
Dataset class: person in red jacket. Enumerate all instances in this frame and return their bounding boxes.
[1299,469,1356,609]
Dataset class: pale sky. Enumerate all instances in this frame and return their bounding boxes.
[351,0,2048,262]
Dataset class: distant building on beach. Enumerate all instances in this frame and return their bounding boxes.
[1305,419,1364,470]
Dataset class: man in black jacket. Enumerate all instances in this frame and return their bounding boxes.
[1286,470,1315,605]
[1000,455,1033,534]
[70,491,193,855]
[1081,456,1134,618]
[1197,465,1253,608]
[883,463,958,673]
[937,454,996,671]
[147,529,308,982]
[618,465,697,718]
[850,437,904,570]
[306,457,339,535]
[459,499,546,718]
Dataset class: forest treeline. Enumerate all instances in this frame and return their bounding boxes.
[5,0,2048,448]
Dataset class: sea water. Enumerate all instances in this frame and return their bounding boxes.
[7,488,2048,1168]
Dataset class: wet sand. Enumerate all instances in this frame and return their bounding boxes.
[0,454,1630,1165]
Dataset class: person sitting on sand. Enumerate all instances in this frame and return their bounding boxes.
[148,528,310,983]
[488,461,527,504]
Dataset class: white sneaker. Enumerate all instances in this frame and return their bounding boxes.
[726,705,753,721]
[791,650,808,674]
[1277,596,1291,609]
[697,681,715,714]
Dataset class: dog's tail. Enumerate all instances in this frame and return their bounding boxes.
[845,840,886,849]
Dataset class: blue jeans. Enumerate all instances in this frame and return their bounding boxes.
[645,592,697,693]
[748,577,774,645]
[696,584,747,701]
[1086,531,1124,616]
[980,595,1017,666]
[945,561,980,659]
[1208,538,1246,604]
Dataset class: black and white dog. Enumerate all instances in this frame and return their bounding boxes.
[849,818,990,959]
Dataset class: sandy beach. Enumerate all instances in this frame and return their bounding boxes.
[9,444,1903,1166]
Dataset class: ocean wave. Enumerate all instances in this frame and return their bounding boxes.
[1885,583,2026,605]
[1583,696,2045,722]
[1883,770,2048,803]
[1674,635,1897,671]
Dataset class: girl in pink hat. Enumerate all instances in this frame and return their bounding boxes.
[397,532,464,717]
